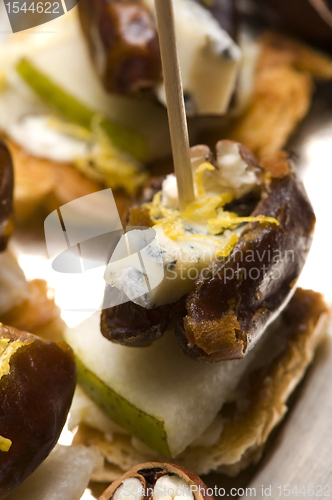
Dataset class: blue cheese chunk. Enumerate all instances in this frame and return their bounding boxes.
[104,141,261,309]
[142,0,241,115]
[104,225,236,309]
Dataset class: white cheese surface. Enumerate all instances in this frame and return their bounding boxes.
[7,115,91,163]
[104,226,232,308]
[0,14,171,162]
[142,0,241,115]
[0,80,93,164]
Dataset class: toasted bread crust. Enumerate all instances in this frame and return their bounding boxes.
[2,137,132,225]
[0,279,64,341]
[225,32,332,158]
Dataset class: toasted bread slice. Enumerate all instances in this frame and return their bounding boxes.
[208,32,332,158]
[3,138,133,225]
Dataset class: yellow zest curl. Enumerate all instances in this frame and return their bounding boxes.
[143,160,279,255]
[194,161,215,197]
[0,436,12,453]
[0,339,26,380]
[217,234,239,257]
[182,193,234,222]
[154,218,185,239]
[47,115,148,195]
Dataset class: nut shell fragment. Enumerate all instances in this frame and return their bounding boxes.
[99,462,214,500]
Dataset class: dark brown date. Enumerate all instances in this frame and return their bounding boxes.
[0,141,14,251]
[78,0,162,95]
[100,300,172,346]
[0,325,76,499]
[176,156,315,361]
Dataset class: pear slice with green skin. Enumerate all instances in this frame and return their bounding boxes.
[64,312,260,458]
[16,58,148,162]
[76,357,170,456]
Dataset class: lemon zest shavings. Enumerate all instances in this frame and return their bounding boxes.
[154,218,185,239]
[194,161,215,197]
[143,161,279,258]
[46,115,148,195]
[0,436,12,452]
[216,234,239,257]
[143,193,183,238]
[77,118,148,195]
[182,193,234,222]
[0,339,26,381]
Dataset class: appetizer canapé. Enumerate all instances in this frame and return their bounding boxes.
[65,142,330,480]
[68,288,329,479]
[101,142,315,361]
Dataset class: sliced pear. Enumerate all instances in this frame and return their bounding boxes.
[16,58,148,162]
[76,356,170,456]
[64,313,260,457]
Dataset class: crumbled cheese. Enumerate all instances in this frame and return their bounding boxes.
[105,160,278,309]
